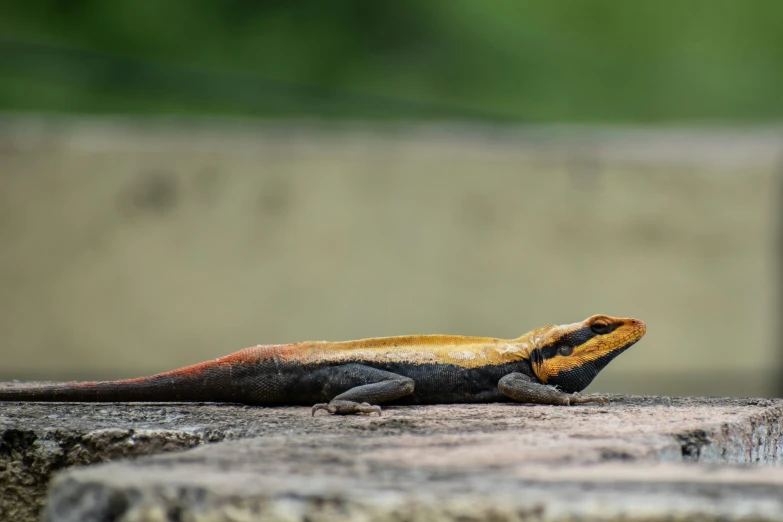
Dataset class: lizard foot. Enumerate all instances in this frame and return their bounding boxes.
[311,400,383,416]
[569,394,610,406]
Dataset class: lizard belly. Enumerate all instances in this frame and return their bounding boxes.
[371,361,534,405]
[202,359,535,406]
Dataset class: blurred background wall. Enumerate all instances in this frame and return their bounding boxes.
[1,1,782,397]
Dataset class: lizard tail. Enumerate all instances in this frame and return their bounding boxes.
[0,345,272,403]
[0,377,206,402]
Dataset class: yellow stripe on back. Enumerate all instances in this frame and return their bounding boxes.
[271,334,533,368]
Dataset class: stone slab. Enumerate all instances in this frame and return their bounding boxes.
[47,445,783,522]
[1,395,780,521]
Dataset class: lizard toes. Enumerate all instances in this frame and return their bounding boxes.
[322,400,384,416]
[358,403,382,416]
[571,395,610,406]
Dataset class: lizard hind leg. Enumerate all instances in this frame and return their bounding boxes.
[311,364,415,416]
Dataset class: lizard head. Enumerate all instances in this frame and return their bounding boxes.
[526,314,646,393]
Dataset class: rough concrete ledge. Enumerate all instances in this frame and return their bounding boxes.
[0,395,444,521]
[2,395,783,521]
[47,458,783,522]
[0,401,252,522]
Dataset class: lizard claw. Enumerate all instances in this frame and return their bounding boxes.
[312,403,333,416]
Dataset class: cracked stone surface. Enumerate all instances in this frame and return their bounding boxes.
[3,395,783,521]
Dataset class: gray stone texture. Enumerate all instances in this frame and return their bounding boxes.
[3,395,783,521]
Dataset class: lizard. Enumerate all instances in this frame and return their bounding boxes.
[0,314,645,416]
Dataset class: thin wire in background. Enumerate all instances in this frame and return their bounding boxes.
[0,38,515,123]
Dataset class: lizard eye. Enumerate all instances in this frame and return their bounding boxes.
[591,322,614,335]
[558,344,574,356]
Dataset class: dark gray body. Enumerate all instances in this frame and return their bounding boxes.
[0,357,604,414]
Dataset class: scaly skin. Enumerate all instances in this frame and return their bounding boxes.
[0,314,646,415]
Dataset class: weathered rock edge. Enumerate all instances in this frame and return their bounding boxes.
[0,395,779,522]
[47,462,783,522]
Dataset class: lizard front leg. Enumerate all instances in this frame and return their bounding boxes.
[498,372,608,406]
[311,364,415,416]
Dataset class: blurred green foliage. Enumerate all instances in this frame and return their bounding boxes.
[1,0,783,122]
